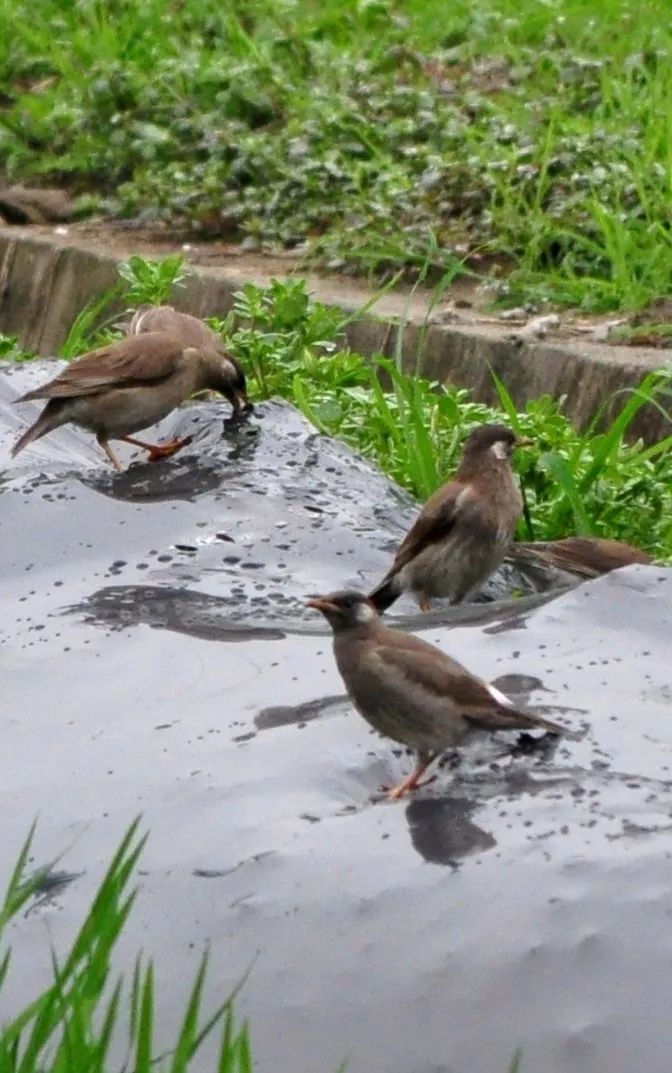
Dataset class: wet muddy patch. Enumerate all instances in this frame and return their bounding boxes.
[2,360,672,1073]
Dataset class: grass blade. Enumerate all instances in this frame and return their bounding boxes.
[490,369,523,433]
[540,452,593,535]
[169,951,209,1072]
[507,1047,524,1073]
[135,962,154,1073]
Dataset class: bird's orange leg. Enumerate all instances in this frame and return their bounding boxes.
[387,753,437,800]
[97,436,124,471]
[121,434,193,462]
[418,597,432,612]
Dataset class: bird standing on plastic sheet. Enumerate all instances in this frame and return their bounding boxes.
[369,424,532,613]
[12,331,250,471]
[127,304,250,414]
[308,590,564,799]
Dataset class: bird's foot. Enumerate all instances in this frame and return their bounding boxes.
[386,764,436,800]
[387,780,414,800]
[121,434,193,462]
[418,597,432,613]
[146,435,193,462]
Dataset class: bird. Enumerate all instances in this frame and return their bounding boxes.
[128,304,250,417]
[127,303,250,411]
[369,423,532,613]
[510,536,652,579]
[11,330,250,471]
[307,589,564,799]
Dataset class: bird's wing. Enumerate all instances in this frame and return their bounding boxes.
[17,334,189,402]
[131,306,222,351]
[385,480,474,575]
[375,640,563,734]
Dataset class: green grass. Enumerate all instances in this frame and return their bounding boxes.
[0,820,252,1072]
[5,256,672,561]
[1,0,672,311]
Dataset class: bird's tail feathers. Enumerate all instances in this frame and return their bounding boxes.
[469,688,567,736]
[11,409,60,457]
[368,573,403,613]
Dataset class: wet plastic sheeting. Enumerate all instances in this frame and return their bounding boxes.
[2,361,672,1073]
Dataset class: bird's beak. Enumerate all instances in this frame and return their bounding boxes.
[306,597,338,614]
[515,436,534,448]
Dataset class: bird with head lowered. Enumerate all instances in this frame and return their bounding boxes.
[127,304,251,416]
[11,329,251,471]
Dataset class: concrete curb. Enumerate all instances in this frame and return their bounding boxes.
[0,225,669,441]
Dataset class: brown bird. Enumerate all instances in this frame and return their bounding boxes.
[307,590,564,799]
[11,331,249,471]
[370,424,531,612]
[128,304,250,411]
[511,536,652,579]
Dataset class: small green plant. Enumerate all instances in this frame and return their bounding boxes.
[52,255,191,361]
[58,285,125,359]
[0,335,37,362]
[0,820,252,1072]
[118,254,189,307]
[507,1049,523,1073]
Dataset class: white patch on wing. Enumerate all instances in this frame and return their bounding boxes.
[490,440,508,461]
[355,602,376,624]
[454,485,474,511]
[486,682,515,708]
[131,309,151,334]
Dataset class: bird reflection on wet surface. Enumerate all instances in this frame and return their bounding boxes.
[5,363,672,1073]
[76,585,287,641]
[405,795,496,867]
[81,414,261,503]
[254,693,348,731]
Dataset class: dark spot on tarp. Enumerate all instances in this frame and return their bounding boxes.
[193,850,275,879]
[25,869,83,915]
[193,867,237,879]
[255,693,348,730]
[490,673,548,698]
[70,585,287,641]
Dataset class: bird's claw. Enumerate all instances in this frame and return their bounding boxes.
[146,435,193,462]
[384,772,437,799]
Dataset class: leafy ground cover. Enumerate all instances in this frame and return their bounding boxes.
[3,258,672,559]
[1,0,671,310]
